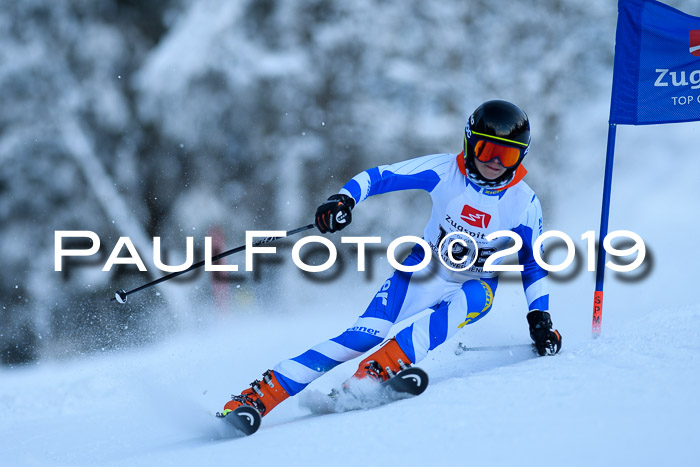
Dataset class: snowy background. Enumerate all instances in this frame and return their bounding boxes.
[1,0,699,466]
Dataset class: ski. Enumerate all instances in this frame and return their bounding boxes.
[216,405,262,437]
[454,342,534,354]
[216,368,428,436]
[301,367,429,415]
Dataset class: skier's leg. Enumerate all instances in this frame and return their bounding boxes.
[394,277,498,364]
[273,245,444,395]
[345,278,497,382]
[222,245,444,416]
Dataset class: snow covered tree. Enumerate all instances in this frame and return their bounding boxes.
[1,0,630,364]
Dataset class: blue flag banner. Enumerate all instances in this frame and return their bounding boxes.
[610,0,700,125]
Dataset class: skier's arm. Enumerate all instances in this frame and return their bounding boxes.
[315,154,451,233]
[337,153,451,206]
[511,196,549,312]
[512,197,561,355]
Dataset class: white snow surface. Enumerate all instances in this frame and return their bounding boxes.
[2,302,699,467]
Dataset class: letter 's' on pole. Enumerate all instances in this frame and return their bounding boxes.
[592,123,617,338]
[110,224,315,303]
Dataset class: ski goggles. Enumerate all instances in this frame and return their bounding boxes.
[466,134,527,169]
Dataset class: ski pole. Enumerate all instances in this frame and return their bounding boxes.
[454,342,533,355]
[111,223,315,303]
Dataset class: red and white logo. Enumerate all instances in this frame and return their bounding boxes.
[690,30,700,57]
[460,205,491,229]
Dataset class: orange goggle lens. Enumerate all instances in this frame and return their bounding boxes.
[473,140,522,168]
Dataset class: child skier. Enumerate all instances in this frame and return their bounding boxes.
[220,100,562,420]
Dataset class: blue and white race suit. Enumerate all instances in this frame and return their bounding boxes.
[273,153,548,395]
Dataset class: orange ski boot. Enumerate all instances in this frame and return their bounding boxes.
[219,370,290,418]
[350,338,412,383]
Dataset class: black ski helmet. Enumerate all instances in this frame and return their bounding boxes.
[464,100,531,187]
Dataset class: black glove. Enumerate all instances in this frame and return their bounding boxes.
[527,310,562,356]
[315,194,355,233]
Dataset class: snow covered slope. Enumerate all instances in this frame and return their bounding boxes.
[1,300,698,467]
